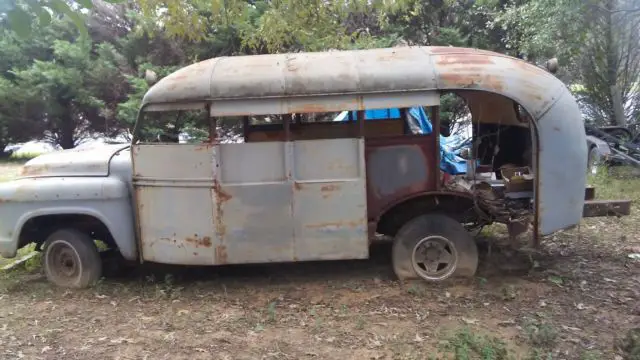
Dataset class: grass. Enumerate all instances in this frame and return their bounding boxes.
[439,328,513,360]
[0,152,39,182]
[588,165,640,201]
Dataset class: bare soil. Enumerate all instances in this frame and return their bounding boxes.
[0,219,638,360]
[0,163,639,360]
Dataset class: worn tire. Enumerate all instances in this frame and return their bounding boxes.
[392,214,478,282]
[42,229,102,288]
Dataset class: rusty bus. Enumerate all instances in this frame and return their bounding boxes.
[0,46,630,288]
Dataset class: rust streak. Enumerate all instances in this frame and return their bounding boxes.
[215,245,228,264]
[185,236,212,248]
[430,47,497,56]
[320,184,340,192]
[305,220,364,229]
[436,55,493,66]
[213,179,229,239]
[439,73,505,92]
[194,142,214,151]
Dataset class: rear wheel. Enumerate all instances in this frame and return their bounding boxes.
[392,214,478,282]
[42,229,102,288]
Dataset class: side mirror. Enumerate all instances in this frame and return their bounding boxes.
[145,69,158,85]
[545,58,559,74]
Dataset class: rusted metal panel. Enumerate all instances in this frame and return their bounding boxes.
[211,138,368,263]
[142,58,219,105]
[583,200,631,217]
[218,142,286,183]
[536,90,588,235]
[212,142,294,264]
[430,50,563,120]
[132,145,216,265]
[365,135,438,218]
[19,144,128,178]
[291,138,368,261]
[212,182,295,264]
[142,46,565,123]
[208,91,440,117]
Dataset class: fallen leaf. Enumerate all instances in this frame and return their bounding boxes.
[462,318,478,325]
[110,337,134,344]
[561,325,582,332]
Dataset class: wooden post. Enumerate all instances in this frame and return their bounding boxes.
[431,106,441,190]
[357,110,365,138]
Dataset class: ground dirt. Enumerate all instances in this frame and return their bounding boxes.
[0,163,639,360]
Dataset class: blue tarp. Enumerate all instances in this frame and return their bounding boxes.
[334,107,470,175]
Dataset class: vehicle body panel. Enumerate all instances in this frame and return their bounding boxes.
[20,144,129,178]
[132,139,368,265]
[534,91,588,234]
[0,176,136,259]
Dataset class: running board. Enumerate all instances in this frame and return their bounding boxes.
[583,200,631,217]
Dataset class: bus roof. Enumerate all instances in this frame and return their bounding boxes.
[141,46,566,121]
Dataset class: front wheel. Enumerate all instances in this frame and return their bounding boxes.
[42,229,102,288]
[392,214,478,282]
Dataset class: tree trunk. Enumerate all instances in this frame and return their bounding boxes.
[59,117,76,149]
[605,0,625,125]
[611,84,626,126]
[0,142,7,158]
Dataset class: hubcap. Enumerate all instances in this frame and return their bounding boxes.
[411,235,458,281]
[47,241,80,283]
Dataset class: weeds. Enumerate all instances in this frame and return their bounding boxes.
[524,319,558,349]
[500,285,517,301]
[267,301,277,323]
[441,327,513,360]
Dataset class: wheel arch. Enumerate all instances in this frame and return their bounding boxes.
[14,206,137,261]
[375,191,482,237]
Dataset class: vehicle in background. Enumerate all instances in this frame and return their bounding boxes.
[586,125,640,174]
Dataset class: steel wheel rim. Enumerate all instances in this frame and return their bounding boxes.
[46,240,81,284]
[411,235,458,281]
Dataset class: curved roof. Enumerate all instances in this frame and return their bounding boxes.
[142,46,568,120]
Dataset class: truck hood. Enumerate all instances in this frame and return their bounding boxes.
[20,144,130,178]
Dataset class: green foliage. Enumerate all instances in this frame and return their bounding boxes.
[0,0,637,149]
[441,327,513,360]
[492,0,589,62]
[10,32,126,148]
[1,0,125,39]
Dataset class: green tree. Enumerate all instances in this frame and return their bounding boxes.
[1,0,127,39]
[5,19,130,148]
